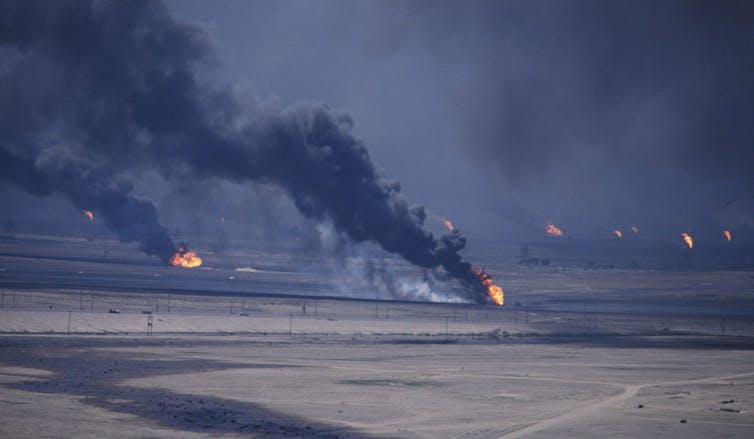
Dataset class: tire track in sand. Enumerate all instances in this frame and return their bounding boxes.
[498,371,754,439]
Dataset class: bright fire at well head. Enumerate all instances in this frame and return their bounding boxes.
[443,219,454,231]
[83,210,94,221]
[471,268,504,306]
[169,245,203,268]
[723,229,732,242]
[613,230,622,238]
[545,224,563,237]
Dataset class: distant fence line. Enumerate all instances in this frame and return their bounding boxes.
[1,288,752,337]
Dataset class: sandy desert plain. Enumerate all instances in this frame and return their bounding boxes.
[1,233,754,438]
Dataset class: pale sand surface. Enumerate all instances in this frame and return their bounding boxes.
[1,312,753,438]
[0,309,520,336]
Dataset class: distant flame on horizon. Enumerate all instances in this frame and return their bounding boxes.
[443,219,454,231]
[613,230,623,238]
[681,232,693,249]
[83,210,94,221]
[545,224,563,237]
[723,229,732,242]
[631,226,638,234]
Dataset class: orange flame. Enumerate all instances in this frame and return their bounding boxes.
[613,230,623,238]
[723,229,731,242]
[83,210,94,221]
[545,224,563,237]
[631,226,638,234]
[443,220,455,231]
[681,232,693,249]
[169,245,203,268]
[471,268,504,306]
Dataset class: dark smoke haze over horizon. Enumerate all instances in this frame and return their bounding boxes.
[162,0,754,241]
[0,0,506,303]
[1,0,753,283]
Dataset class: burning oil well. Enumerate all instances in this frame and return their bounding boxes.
[0,0,502,305]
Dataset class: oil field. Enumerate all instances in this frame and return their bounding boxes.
[1,231,753,438]
[2,1,754,438]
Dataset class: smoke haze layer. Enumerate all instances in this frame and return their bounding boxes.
[0,0,494,302]
[161,0,754,239]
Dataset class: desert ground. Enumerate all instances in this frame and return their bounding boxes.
[1,234,753,438]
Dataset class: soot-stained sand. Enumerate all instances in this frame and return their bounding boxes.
[2,325,754,438]
[0,336,371,438]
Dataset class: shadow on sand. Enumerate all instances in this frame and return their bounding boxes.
[2,336,375,438]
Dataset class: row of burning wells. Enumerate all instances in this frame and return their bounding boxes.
[545,223,733,248]
[80,211,505,306]
[79,207,742,307]
[77,209,741,306]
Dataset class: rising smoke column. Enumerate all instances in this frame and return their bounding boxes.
[0,0,191,260]
[0,0,501,303]
[0,146,175,260]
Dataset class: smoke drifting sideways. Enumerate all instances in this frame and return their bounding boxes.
[0,0,497,303]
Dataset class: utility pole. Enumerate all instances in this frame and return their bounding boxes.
[445,317,449,342]
[582,299,587,328]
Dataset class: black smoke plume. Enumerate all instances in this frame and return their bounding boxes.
[0,0,497,302]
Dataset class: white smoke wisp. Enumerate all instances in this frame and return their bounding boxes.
[330,255,465,303]
[394,278,469,303]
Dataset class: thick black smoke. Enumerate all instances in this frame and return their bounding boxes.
[0,147,175,259]
[199,0,753,238]
[0,0,494,301]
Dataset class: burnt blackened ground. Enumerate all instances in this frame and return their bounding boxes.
[0,336,373,438]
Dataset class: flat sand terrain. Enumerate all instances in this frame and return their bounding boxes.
[2,297,754,438]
